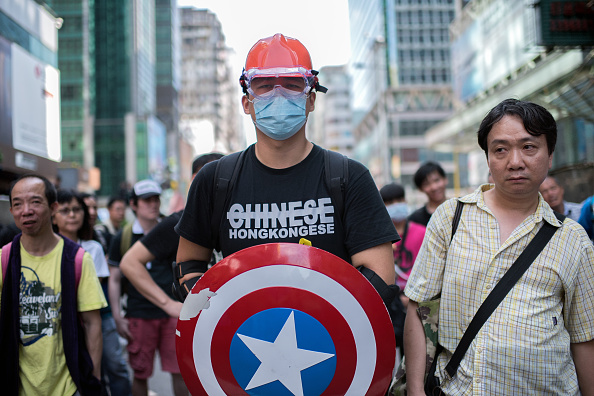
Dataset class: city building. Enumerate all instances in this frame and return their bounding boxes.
[179,7,243,161]
[310,65,355,157]
[155,0,181,184]
[0,0,61,203]
[50,0,99,192]
[93,0,166,196]
[426,0,594,202]
[348,0,464,204]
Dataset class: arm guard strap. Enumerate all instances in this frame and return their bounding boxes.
[358,266,399,308]
[171,260,209,302]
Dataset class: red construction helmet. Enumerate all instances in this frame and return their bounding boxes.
[240,33,327,94]
[245,33,313,72]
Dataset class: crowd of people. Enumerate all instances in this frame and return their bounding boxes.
[1,33,593,396]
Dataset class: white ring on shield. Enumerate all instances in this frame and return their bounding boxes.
[192,264,377,395]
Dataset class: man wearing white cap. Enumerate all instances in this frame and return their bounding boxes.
[107,180,183,396]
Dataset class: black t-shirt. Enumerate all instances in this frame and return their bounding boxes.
[108,223,174,319]
[176,144,399,263]
[140,211,182,265]
[408,205,432,227]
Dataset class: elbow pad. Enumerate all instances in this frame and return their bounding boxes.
[358,266,399,308]
[171,260,209,302]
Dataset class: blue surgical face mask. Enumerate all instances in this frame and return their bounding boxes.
[250,87,308,141]
[386,202,409,222]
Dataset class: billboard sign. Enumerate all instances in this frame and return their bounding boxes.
[537,1,594,46]
[11,43,61,162]
[451,0,540,102]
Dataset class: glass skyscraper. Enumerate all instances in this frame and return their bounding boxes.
[349,0,460,195]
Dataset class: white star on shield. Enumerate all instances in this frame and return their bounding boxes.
[237,310,335,396]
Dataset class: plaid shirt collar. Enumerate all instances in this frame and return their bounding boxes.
[459,184,563,228]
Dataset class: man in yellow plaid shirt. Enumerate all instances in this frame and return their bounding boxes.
[403,99,594,395]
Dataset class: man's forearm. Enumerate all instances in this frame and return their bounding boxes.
[403,300,427,395]
[107,267,122,319]
[351,242,396,286]
[176,237,213,285]
[571,339,594,396]
[121,242,181,317]
[81,310,102,379]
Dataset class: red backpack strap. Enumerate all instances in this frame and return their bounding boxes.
[74,247,84,292]
[1,242,12,282]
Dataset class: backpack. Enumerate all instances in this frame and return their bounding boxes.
[210,148,349,251]
[118,223,134,296]
[120,223,134,257]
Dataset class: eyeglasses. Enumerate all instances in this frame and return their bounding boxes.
[57,207,83,216]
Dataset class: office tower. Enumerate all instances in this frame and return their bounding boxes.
[94,0,165,196]
[310,65,355,157]
[349,0,458,197]
[427,0,594,200]
[179,7,243,155]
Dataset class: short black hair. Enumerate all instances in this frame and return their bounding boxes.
[544,175,561,187]
[477,98,557,157]
[413,162,446,189]
[53,189,93,240]
[9,174,57,206]
[192,152,224,175]
[380,183,405,203]
[79,192,95,200]
[107,196,127,209]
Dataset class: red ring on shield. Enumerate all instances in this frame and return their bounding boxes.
[176,243,396,395]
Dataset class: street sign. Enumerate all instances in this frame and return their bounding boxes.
[176,243,396,395]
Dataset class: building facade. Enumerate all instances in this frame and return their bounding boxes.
[310,65,355,157]
[0,0,61,202]
[348,0,461,203]
[93,0,167,196]
[155,0,181,183]
[426,0,594,203]
[179,7,243,158]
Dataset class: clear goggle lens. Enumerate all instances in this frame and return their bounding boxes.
[247,84,309,101]
[244,67,314,99]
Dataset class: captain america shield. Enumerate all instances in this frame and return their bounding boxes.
[176,243,396,396]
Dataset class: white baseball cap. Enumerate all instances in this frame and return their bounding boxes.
[132,179,162,199]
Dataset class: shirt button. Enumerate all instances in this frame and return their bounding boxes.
[476,378,481,383]
[485,284,492,290]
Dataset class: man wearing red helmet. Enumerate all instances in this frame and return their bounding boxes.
[174,34,399,306]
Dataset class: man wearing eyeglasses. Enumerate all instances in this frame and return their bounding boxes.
[174,34,398,306]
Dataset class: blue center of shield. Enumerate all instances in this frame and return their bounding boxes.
[230,308,337,396]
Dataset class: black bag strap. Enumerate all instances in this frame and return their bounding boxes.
[443,211,566,380]
[451,200,464,244]
[324,149,349,222]
[211,150,246,251]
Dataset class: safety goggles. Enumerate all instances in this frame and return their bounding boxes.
[242,67,315,99]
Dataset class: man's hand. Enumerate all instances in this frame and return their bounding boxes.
[163,299,183,318]
[114,315,132,341]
